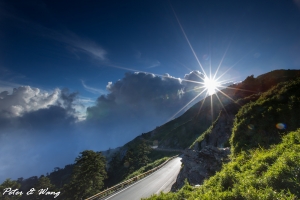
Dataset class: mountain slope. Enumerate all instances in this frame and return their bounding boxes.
[144,74,300,199]
[137,69,300,150]
[145,129,300,200]
[8,69,300,198]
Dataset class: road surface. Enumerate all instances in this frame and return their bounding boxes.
[104,157,182,200]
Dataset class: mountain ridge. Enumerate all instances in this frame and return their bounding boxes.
[4,69,300,199]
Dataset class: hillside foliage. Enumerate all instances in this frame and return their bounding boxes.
[231,78,300,155]
[145,77,300,199]
[2,70,300,199]
[145,129,300,200]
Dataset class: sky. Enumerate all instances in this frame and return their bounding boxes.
[1,0,300,182]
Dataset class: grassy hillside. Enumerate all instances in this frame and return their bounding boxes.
[136,69,300,150]
[231,78,300,155]
[144,129,300,200]
[142,78,300,200]
[8,70,300,196]
[144,76,300,199]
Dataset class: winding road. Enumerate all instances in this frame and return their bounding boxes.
[103,157,182,200]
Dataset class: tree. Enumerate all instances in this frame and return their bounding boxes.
[123,148,135,175]
[136,141,151,168]
[62,150,107,200]
[31,176,57,200]
[0,179,21,200]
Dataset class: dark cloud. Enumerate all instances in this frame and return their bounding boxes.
[0,71,209,182]
[0,86,79,182]
[84,71,207,145]
[182,71,206,101]
[87,72,183,121]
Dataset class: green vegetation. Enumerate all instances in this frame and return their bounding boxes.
[3,70,300,199]
[231,78,300,155]
[190,111,222,149]
[144,129,300,200]
[31,176,57,200]
[124,157,169,180]
[62,150,107,200]
[106,140,179,186]
[0,179,21,200]
[144,77,300,200]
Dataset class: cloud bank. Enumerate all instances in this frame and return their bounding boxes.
[0,71,207,182]
[0,86,79,182]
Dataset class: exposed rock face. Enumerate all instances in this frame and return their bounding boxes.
[172,102,246,191]
[197,111,235,150]
[172,146,230,190]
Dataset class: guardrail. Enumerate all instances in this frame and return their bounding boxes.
[85,155,178,200]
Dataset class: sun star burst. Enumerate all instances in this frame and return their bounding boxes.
[204,76,220,95]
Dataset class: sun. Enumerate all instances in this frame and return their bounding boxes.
[204,76,220,95]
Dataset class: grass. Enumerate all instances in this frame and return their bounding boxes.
[144,78,300,200]
[144,129,300,200]
[231,78,300,156]
[124,157,170,180]
[190,111,222,149]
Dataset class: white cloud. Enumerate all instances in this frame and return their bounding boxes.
[0,86,61,118]
[0,80,22,94]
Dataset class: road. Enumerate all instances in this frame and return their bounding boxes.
[104,157,182,200]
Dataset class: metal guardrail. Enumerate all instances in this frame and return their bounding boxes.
[85,155,178,200]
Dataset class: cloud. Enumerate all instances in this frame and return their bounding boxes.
[81,80,106,95]
[84,71,206,145]
[0,9,107,61]
[146,60,161,69]
[59,32,107,61]
[0,86,80,182]
[0,80,22,95]
[0,71,209,182]
[92,72,183,112]
[182,70,205,92]
[134,50,161,69]
[0,86,60,118]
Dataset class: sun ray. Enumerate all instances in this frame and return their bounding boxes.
[218,85,257,93]
[214,92,229,117]
[210,95,214,123]
[215,89,240,105]
[102,4,258,129]
[196,90,209,117]
[213,40,233,81]
[215,48,256,83]
[184,85,207,94]
[168,88,208,121]
[170,3,208,78]
[104,63,208,86]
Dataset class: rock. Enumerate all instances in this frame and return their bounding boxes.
[171,93,262,191]
[172,146,230,190]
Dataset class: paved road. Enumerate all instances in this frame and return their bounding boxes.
[104,157,182,200]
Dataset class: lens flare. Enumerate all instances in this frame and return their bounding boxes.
[276,123,286,130]
[248,124,254,130]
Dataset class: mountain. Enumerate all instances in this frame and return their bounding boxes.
[105,69,300,190]
[145,69,300,199]
[136,69,300,149]
[4,69,300,199]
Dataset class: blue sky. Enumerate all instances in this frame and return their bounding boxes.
[1,0,300,182]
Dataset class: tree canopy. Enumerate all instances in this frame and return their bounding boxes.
[62,150,107,199]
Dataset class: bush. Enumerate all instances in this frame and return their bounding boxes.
[231,78,300,156]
